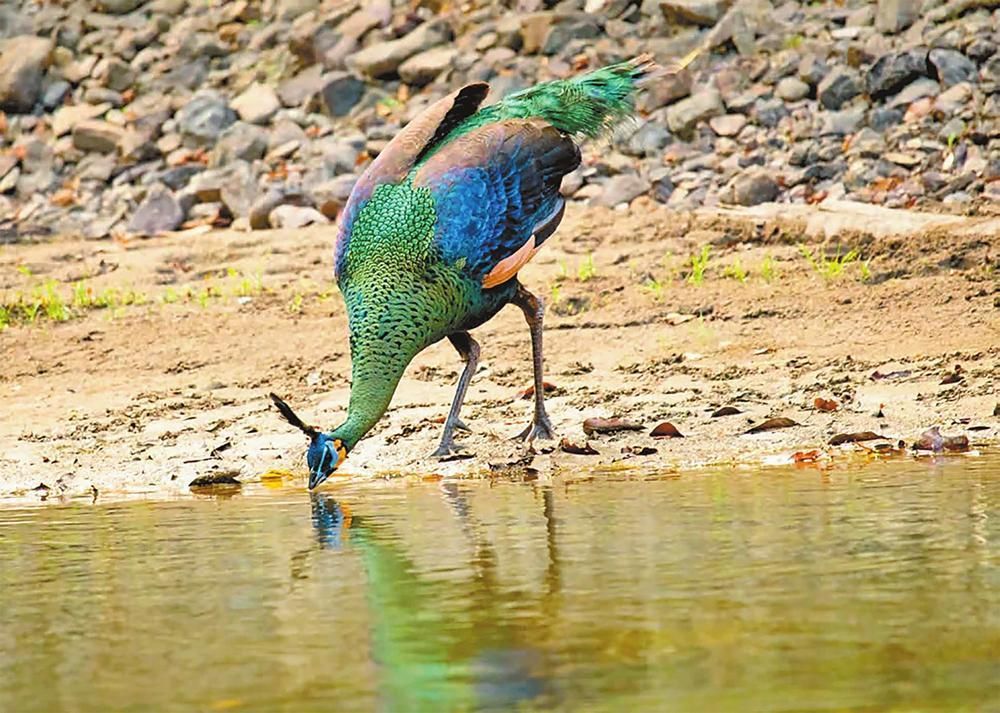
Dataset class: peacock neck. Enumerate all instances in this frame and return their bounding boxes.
[330,329,422,451]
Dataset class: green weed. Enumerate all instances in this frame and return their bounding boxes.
[687,245,711,285]
[799,244,860,281]
[642,278,665,301]
[760,255,778,283]
[723,258,748,283]
[577,254,597,282]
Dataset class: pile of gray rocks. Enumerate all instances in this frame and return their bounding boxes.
[0,0,997,241]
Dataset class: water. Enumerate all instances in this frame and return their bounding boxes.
[1,456,998,713]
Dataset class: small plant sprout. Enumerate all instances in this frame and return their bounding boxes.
[687,245,711,285]
[760,255,778,283]
[577,253,597,282]
[723,258,749,283]
[859,259,873,283]
[548,281,562,306]
[799,244,860,281]
[642,277,665,301]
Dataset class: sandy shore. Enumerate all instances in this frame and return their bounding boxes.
[2,200,997,499]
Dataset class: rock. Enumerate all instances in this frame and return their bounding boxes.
[751,98,788,128]
[660,0,728,26]
[219,162,257,219]
[888,78,939,109]
[928,48,976,87]
[278,65,324,107]
[310,174,358,219]
[817,67,863,109]
[399,47,457,85]
[249,189,287,230]
[798,55,828,87]
[100,58,135,92]
[868,106,903,131]
[649,167,674,203]
[347,20,450,78]
[0,36,53,113]
[776,76,809,101]
[52,103,111,136]
[709,113,747,136]
[934,82,972,115]
[592,174,651,207]
[41,79,71,110]
[128,185,185,235]
[269,205,329,228]
[666,89,723,135]
[211,122,268,166]
[97,0,146,13]
[867,48,929,99]
[731,172,780,206]
[637,70,691,111]
[875,0,919,34]
[231,83,281,125]
[71,120,125,153]
[319,71,366,116]
[620,121,671,157]
[176,91,236,145]
[820,105,866,135]
[541,18,601,55]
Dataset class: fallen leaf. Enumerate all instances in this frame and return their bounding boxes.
[939,365,964,385]
[968,425,989,432]
[518,381,558,400]
[189,473,240,487]
[911,426,969,452]
[745,417,799,434]
[711,406,742,417]
[427,415,446,424]
[875,404,885,418]
[871,369,911,381]
[814,397,838,412]
[828,431,884,445]
[621,445,658,456]
[793,450,821,463]
[583,417,644,435]
[650,422,684,438]
[559,438,598,455]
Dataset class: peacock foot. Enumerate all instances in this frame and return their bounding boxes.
[432,440,469,460]
[514,415,556,444]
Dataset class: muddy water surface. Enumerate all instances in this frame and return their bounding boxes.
[1,456,998,712]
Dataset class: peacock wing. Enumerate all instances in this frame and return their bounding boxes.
[334,83,489,280]
[412,119,580,288]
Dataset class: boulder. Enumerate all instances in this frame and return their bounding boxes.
[659,0,729,26]
[399,47,457,85]
[0,36,53,113]
[319,71,366,117]
[928,49,976,87]
[128,185,185,235]
[347,20,450,78]
[71,120,125,153]
[817,67,863,109]
[231,83,281,125]
[666,89,723,135]
[875,0,919,34]
[866,48,929,99]
[175,91,236,145]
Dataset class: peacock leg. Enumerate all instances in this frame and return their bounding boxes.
[512,283,556,443]
[432,331,480,458]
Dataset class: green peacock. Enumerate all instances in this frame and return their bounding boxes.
[271,54,668,488]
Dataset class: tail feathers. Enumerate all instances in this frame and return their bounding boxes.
[492,54,692,140]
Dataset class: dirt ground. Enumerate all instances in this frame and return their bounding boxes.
[2,199,998,500]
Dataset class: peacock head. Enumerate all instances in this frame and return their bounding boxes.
[270,393,348,489]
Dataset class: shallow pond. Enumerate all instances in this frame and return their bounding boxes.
[1,456,998,712]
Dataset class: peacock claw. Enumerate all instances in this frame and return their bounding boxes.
[514,416,556,444]
[432,441,467,459]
